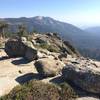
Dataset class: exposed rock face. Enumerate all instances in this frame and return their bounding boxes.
[34,58,65,77]
[24,41,37,61]
[33,33,79,56]
[25,47,37,61]
[37,51,47,59]
[20,37,27,43]
[76,97,99,100]
[63,40,80,56]
[35,37,49,44]
[5,33,78,60]
[5,38,38,61]
[5,38,26,57]
[62,64,100,94]
[58,53,67,60]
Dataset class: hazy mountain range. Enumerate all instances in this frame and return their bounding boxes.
[1,16,100,60]
[85,27,100,36]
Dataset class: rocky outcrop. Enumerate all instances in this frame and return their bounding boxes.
[62,63,100,94]
[5,38,26,57]
[32,33,79,56]
[2,33,100,99]
[24,41,38,61]
[5,37,38,61]
[34,58,65,77]
[5,32,80,61]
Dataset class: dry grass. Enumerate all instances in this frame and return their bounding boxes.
[0,80,77,100]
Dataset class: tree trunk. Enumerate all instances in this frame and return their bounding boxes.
[2,28,5,38]
[0,28,2,39]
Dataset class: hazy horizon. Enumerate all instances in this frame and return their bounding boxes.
[0,0,100,28]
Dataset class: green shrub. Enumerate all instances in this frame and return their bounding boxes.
[39,43,49,49]
[59,83,78,100]
[4,32,13,38]
[47,45,60,52]
[0,80,77,100]
[0,42,2,47]
[35,43,60,53]
[0,80,60,100]
[34,43,49,50]
[0,42,4,48]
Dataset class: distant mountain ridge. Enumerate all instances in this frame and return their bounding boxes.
[1,16,100,60]
[0,16,87,35]
[85,27,100,36]
[0,16,91,45]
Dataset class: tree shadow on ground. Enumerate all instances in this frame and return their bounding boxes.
[11,58,30,65]
[15,73,44,84]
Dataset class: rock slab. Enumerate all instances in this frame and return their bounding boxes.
[62,64,100,94]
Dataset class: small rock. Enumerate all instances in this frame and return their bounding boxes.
[37,51,47,59]
[18,70,22,74]
[20,37,27,43]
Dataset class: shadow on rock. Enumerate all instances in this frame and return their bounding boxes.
[50,76,65,84]
[0,56,9,61]
[65,80,100,98]
[15,73,44,84]
[50,76,100,98]
[0,47,4,50]
[11,58,30,65]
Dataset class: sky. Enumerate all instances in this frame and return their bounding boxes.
[0,0,100,28]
